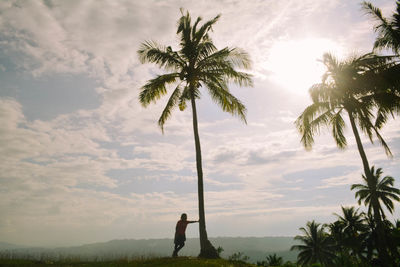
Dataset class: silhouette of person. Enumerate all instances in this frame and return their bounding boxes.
[172,213,198,257]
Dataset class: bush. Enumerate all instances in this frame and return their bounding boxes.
[228,252,250,263]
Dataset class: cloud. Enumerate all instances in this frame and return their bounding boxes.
[317,170,362,189]
[246,149,299,166]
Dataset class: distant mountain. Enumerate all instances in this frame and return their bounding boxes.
[0,242,28,250]
[0,237,298,263]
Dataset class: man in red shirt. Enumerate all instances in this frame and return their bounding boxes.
[172,213,199,257]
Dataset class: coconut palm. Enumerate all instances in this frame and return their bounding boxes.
[291,220,336,266]
[334,206,367,259]
[265,253,283,266]
[335,206,366,236]
[351,166,400,221]
[327,220,345,253]
[363,1,400,54]
[295,52,397,264]
[295,53,396,181]
[137,10,252,258]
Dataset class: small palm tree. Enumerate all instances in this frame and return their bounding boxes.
[334,206,367,259]
[137,9,252,258]
[363,1,400,54]
[265,253,283,266]
[351,166,400,221]
[335,206,366,235]
[291,220,336,266]
[327,220,345,254]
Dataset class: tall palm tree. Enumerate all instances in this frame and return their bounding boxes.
[363,1,400,54]
[351,166,400,221]
[295,52,396,264]
[291,220,336,266]
[137,9,252,258]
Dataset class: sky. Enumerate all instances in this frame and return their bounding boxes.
[1,0,399,247]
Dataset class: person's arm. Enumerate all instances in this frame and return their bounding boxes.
[188,220,199,223]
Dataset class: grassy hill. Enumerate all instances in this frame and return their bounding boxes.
[0,237,298,263]
[0,257,257,267]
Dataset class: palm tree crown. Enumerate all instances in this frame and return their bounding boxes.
[335,206,366,235]
[351,166,400,219]
[295,52,395,156]
[138,9,252,132]
[363,1,400,54]
[291,220,336,266]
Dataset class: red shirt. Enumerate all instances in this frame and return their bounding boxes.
[175,220,190,235]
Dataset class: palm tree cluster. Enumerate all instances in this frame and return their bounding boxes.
[293,1,400,266]
[293,168,400,266]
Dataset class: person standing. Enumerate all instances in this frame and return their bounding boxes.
[172,213,199,257]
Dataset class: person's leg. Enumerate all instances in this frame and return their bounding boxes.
[172,243,179,257]
[175,241,185,255]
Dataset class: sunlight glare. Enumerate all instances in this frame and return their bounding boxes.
[265,38,344,95]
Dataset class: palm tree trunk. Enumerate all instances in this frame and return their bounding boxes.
[190,94,219,258]
[348,113,371,177]
[348,113,390,265]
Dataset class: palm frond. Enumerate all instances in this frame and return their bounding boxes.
[226,48,252,70]
[138,41,184,70]
[177,9,192,47]
[158,85,182,133]
[362,1,400,53]
[198,47,252,70]
[139,73,179,106]
[204,79,247,123]
[295,102,334,149]
[360,117,393,157]
[193,14,220,45]
[331,111,347,149]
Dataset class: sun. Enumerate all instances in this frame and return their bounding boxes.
[265,38,344,95]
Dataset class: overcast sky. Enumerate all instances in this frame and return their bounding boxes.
[1,0,399,247]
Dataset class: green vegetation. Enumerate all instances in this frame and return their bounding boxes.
[137,9,252,258]
[0,257,257,267]
[256,253,285,267]
[291,206,400,266]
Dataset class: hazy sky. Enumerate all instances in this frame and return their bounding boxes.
[1,0,399,247]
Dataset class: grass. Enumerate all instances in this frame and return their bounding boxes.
[0,256,257,267]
